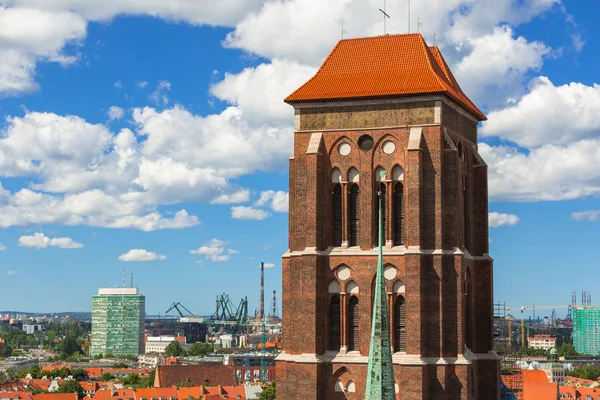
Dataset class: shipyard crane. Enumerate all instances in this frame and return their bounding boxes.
[165,302,196,318]
[506,305,569,348]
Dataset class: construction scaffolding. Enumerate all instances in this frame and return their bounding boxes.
[494,301,522,399]
[573,306,600,355]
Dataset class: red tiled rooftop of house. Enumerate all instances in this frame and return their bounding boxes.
[33,393,78,400]
[566,375,598,386]
[285,33,486,120]
[0,391,33,400]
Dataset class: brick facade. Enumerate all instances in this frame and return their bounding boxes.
[278,93,499,399]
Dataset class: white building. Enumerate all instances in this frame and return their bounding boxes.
[144,336,186,354]
[528,334,556,350]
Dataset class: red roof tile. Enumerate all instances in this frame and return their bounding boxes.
[285,33,486,120]
[33,394,78,400]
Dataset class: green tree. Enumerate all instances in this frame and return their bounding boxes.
[1,345,12,357]
[188,342,213,357]
[258,382,275,400]
[140,369,156,388]
[57,380,84,398]
[100,372,116,381]
[104,352,114,359]
[558,343,579,358]
[122,373,140,386]
[568,365,600,381]
[71,368,89,381]
[164,341,185,357]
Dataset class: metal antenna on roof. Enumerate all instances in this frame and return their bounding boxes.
[130,273,133,288]
[122,268,126,288]
[417,17,423,33]
[408,0,411,33]
[379,0,391,35]
[341,21,347,39]
[434,30,438,46]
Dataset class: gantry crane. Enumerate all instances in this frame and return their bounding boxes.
[165,302,196,318]
[505,305,569,348]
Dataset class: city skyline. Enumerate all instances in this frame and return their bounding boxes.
[0,0,599,315]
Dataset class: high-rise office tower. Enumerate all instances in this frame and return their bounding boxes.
[91,288,145,357]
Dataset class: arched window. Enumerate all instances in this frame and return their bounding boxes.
[329,295,341,351]
[375,182,387,243]
[332,184,342,247]
[394,296,406,352]
[348,296,359,351]
[393,182,404,246]
[348,184,359,247]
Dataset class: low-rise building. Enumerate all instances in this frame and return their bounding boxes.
[528,334,557,350]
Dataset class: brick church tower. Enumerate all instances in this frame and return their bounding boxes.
[276,33,500,399]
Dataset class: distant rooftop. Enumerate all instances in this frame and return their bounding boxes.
[285,33,485,121]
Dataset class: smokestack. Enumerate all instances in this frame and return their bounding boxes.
[271,290,278,318]
[260,262,265,319]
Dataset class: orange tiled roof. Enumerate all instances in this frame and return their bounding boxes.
[33,394,78,400]
[285,33,486,121]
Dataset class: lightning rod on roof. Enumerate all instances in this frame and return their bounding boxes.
[379,0,391,35]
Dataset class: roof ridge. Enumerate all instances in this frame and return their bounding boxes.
[419,37,454,94]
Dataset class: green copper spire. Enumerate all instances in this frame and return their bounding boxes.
[365,169,396,399]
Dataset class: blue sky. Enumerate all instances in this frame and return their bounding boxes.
[0,0,599,319]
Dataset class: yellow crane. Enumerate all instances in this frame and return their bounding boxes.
[505,305,569,349]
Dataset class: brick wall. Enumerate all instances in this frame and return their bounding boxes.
[278,98,498,399]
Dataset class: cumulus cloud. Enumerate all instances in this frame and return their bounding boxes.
[571,210,600,222]
[210,59,315,124]
[455,26,550,105]
[108,106,125,120]
[18,232,83,249]
[0,7,87,95]
[0,243,5,251]
[137,81,148,89]
[255,190,288,212]
[263,262,276,269]
[482,77,600,148]
[481,140,600,202]
[6,270,18,276]
[231,206,270,220]
[7,0,265,26]
[118,249,166,262]
[488,212,520,228]
[210,189,250,205]
[190,238,236,262]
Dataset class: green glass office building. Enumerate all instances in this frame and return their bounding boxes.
[574,307,600,356]
[91,288,145,357]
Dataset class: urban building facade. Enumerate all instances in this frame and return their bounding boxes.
[91,288,145,357]
[276,33,499,399]
[574,307,600,355]
[528,334,557,350]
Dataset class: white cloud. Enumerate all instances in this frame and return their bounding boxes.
[255,190,288,212]
[210,59,315,124]
[118,248,166,262]
[137,81,148,89]
[18,232,83,249]
[231,206,270,220]
[263,262,276,269]
[482,77,600,148]
[6,270,18,276]
[488,212,520,228]
[149,80,171,107]
[8,0,265,26]
[481,140,600,202]
[0,7,87,95]
[210,189,250,205]
[190,238,235,262]
[114,80,122,89]
[571,210,600,222]
[108,106,125,121]
[455,26,550,105]
[0,243,5,251]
